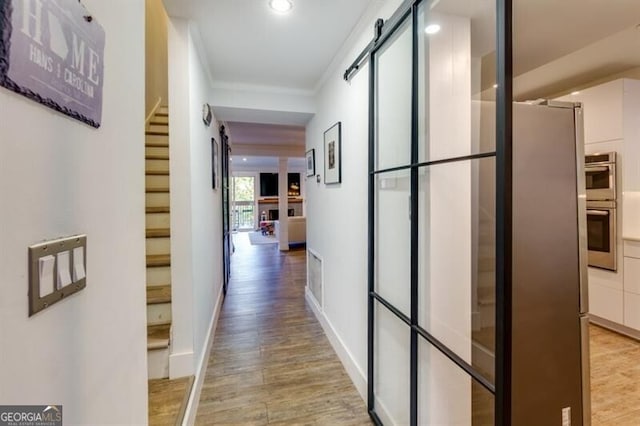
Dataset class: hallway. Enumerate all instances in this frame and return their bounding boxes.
[195,233,371,424]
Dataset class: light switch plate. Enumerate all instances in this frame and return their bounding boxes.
[28,235,87,316]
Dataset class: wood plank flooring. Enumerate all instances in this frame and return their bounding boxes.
[195,232,371,425]
[590,324,640,425]
[149,376,193,425]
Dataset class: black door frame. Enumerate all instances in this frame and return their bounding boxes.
[220,125,232,295]
[346,0,513,424]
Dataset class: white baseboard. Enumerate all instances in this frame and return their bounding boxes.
[169,351,194,379]
[305,289,367,401]
[182,284,224,425]
[147,347,170,379]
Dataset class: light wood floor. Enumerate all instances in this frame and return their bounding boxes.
[148,376,193,425]
[195,233,372,425]
[590,324,640,425]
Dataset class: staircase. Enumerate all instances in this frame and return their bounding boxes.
[146,106,172,379]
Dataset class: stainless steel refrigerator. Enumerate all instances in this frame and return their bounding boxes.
[511,100,590,425]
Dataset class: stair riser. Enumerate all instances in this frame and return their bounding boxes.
[146,134,168,147]
[148,347,170,380]
[480,303,495,327]
[146,193,170,209]
[146,160,169,174]
[147,266,171,286]
[146,146,169,158]
[151,115,169,125]
[147,302,171,326]
[146,175,169,190]
[147,213,170,229]
[146,238,171,256]
[148,124,169,134]
[158,106,169,115]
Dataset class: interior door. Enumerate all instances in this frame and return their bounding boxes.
[366,1,500,424]
[220,125,231,295]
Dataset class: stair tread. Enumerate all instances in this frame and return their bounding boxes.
[149,121,169,126]
[146,154,170,160]
[146,142,169,148]
[146,170,170,176]
[147,206,170,214]
[147,254,171,267]
[146,188,170,193]
[147,285,171,305]
[146,170,170,177]
[147,228,170,238]
[147,323,170,350]
[146,132,169,137]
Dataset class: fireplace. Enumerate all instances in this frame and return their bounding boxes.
[269,209,294,220]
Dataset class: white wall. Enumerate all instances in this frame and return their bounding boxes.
[0,1,148,424]
[167,18,224,383]
[304,0,402,415]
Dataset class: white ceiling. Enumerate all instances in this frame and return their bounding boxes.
[163,0,640,144]
[185,0,374,91]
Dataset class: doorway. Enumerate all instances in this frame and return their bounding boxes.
[232,176,257,231]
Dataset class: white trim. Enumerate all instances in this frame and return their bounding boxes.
[181,284,225,425]
[313,0,386,94]
[145,97,163,127]
[305,289,367,400]
[169,351,194,379]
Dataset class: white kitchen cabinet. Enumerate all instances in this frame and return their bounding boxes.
[624,239,640,258]
[624,257,640,295]
[623,240,640,331]
[571,80,624,144]
[589,283,624,324]
[624,292,640,330]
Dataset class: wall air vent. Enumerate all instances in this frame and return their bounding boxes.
[307,249,323,309]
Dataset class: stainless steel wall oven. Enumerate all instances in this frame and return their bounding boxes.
[586,200,616,270]
[585,152,616,201]
[585,152,617,271]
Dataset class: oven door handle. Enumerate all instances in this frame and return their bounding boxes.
[585,166,610,172]
[587,210,609,216]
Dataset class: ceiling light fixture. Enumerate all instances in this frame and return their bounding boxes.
[571,91,580,96]
[425,24,441,35]
[243,158,247,162]
[269,0,293,14]
[493,84,498,89]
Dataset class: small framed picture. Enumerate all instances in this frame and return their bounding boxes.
[212,138,219,189]
[306,149,315,177]
[324,122,342,184]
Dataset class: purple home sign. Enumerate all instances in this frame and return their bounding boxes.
[0,0,105,128]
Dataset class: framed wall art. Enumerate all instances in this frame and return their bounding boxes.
[306,149,315,177]
[323,122,342,184]
[212,138,219,189]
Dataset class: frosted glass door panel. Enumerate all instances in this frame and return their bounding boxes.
[375,303,410,426]
[417,3,496,163]
[418,157,496,382]
[418,339,495,425]
[375,19,412,171]
[375,169,412,316]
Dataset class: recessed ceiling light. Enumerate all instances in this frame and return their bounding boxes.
[493,84,498,89]
[571,91,580,96]
[243,158,247,162]
[269,0,293,13]
[425,24,441,35]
